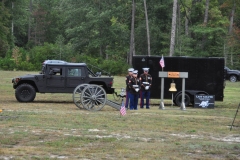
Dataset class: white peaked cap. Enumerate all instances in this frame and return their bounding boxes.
[143,68,149,71]
[133,70,138,74]
[128,68,134,72]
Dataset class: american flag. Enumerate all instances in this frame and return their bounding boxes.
[159,55,165,68]
[120,101,126,116]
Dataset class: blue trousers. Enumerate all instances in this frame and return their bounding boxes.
[129,93,139,110]
[140,91,150,108]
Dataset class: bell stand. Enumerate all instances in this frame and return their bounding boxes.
[158,71,188,110]
[169,80,177,106]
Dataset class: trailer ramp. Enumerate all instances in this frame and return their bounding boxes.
[106,100,121,110]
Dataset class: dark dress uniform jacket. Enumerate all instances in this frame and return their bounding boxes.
[129,77,140,94]
[125,75,132,91]
[140,73,152,91]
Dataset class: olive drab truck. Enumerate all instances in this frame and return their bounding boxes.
[12,60,115,103]
[132,56,225,106]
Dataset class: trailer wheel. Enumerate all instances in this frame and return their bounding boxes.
[229,75,237,82]
[175,93,190,107]
[15,83,36,102]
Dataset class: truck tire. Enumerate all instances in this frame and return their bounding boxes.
[229,75,237,82]
[175,93,190,107]
[15,83,36,102]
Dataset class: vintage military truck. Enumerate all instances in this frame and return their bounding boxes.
[12,60,114,103]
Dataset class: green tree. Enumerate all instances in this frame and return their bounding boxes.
[64,0,131,60]
[176,0,229,57]
[1,0,240,72]
[0,1,11,57]
[10,0,29,47]
[36,0,65,44]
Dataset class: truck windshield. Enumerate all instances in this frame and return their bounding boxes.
[87,67,96,77]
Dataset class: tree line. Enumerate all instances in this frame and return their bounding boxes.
[0,0,240,74]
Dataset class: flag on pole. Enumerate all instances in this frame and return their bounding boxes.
[120,101,126,116]
[159,55,165,68]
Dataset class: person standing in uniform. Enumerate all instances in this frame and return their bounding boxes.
[125,68,134,109]
[139,68,152,109]
[129,70,140,110]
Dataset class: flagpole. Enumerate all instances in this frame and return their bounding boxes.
[120,99,122,117]
[120,98,123,117]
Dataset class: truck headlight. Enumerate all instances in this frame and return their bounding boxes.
[12,78,21,83]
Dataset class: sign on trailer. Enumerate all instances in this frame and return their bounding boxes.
[194,95,215,108]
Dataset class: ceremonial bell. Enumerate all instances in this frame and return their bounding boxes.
[169,80,177,92]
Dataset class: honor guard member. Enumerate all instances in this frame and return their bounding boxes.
[125,68,134,109]
[129,70,140,110]
[139,68,152,109]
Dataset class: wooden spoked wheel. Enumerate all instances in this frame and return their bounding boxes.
[81,85,107,111]
[73,84,89,109]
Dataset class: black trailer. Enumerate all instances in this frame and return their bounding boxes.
[132,56,225,106]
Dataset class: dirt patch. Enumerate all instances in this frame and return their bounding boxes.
[170,133,240,143]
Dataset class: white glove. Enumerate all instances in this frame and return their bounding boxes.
[145,86,149,90]
[135,88,139,92]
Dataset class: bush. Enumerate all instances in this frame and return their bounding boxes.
[100,60,129,75]
[0,57,15,70]
[75,55,129,75]
[1,44,131,75]
[17,61,35,71]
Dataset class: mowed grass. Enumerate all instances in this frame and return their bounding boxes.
[0,70,240,160]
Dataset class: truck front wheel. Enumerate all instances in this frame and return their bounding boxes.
[175,93,190,107]
[229,75,237,82]
[15,83,36,102]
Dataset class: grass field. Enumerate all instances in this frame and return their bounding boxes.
[0,71,240,160]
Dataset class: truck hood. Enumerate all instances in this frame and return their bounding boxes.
[12,74,43,84]
[16,74,43,79]
[229,70,240,74]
